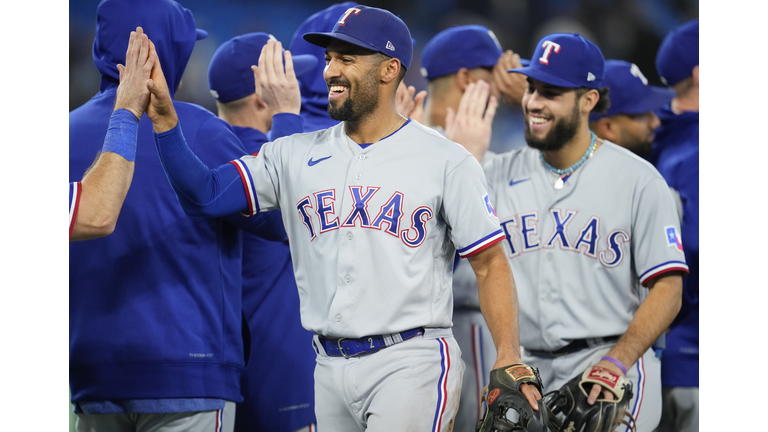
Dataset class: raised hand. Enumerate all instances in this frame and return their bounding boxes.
[115,27,156,120]
[493,50,528,107]
[395,81,427,124]
[252,39,301,115]
[145,39,178,133]
[445,80,498,161]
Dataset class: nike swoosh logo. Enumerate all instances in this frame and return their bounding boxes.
[308,155,332,166]
[509,178,531,186]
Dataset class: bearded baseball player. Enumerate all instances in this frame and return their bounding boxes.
[480,33,688,432]
[143,5,543,431]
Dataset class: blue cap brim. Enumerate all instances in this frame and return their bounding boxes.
[508,65,582,88]
[196,29,208,40]
[620,86,675,116]
[520,58,530,66]
[303,31,382,55]
[291,54,319,77]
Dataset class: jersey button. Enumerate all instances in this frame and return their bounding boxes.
[546,253,553,261]
[346,232,353,240]
[355,173,362,179]
[344,274,351,283]
[545,294,553,302]
[335,314,342,322]
[359,154,367,160]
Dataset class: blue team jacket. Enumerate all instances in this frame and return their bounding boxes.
[651,106,699,388]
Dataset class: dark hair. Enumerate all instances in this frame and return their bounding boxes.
[575,87,610,114]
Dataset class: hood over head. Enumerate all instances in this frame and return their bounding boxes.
[92,0,207,98]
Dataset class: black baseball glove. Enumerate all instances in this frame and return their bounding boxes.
[543,366,635,432]
[476,364,557,432]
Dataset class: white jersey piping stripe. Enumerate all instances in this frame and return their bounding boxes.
[624,356,645,432]
[69,182,81,240]
[457,229,506,257]
[230,159,259,216]
[638,260,689,285]
[431,338,452,432]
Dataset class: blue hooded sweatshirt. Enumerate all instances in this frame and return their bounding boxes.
[69,0,284,409]
[650,106,699,388]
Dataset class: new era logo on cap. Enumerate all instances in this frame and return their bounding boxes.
[386,41,395,51]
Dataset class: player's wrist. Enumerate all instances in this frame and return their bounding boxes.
[102,109,140,161]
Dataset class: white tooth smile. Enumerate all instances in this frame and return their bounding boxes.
[330,85,347,92]
[531,117,549,124]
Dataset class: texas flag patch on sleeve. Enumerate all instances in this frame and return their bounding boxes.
[665,226,683,251]
[483,194,497,218]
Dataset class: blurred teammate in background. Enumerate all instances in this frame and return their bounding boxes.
[651,19,699,432]
[588,60,675,159]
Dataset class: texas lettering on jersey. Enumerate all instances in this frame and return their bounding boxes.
[295,186,434,247]
[498,208,630,268]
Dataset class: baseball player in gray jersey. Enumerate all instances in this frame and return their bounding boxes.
[145,5,542,432]
[482,33,688,431]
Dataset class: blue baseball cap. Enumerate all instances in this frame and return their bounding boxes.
[420,25,503,80]
[303,5,413,70]
[589,60,675,121]
[656,19,699,86]
[509,33,604,89]
[208,32,318,102]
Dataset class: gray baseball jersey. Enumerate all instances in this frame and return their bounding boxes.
[483,141,688,351]
[231,120,506,338]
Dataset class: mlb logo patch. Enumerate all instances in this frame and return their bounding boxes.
[483,194,497,218]
[665,226,683,251]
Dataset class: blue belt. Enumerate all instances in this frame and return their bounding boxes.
[319,328,424,358]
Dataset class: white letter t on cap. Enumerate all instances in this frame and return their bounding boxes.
[539,41,561,65]
[338,8,361,26]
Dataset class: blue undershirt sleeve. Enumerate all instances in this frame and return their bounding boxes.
[153,122,249,218]
[266,113,304,142]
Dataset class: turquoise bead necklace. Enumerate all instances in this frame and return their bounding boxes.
[540,131,598,189]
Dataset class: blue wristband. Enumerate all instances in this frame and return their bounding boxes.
[102,109,140,162]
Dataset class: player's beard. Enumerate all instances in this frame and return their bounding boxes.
[524,100,580,152]
[327,67,379,122]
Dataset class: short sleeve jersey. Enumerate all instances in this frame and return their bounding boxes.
[483,141,688,351]
[232,121,505,338]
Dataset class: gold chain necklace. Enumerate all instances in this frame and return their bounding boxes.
[344,115,406,155]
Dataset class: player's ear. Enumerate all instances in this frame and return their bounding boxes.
[591,118,617,143]
[580,89,599,114]
[456,68,471,91]
[380,58,401,84]
[252,93,268,111]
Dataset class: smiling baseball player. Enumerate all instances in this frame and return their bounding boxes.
[481,33,689,432]
[142,5,543,431]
